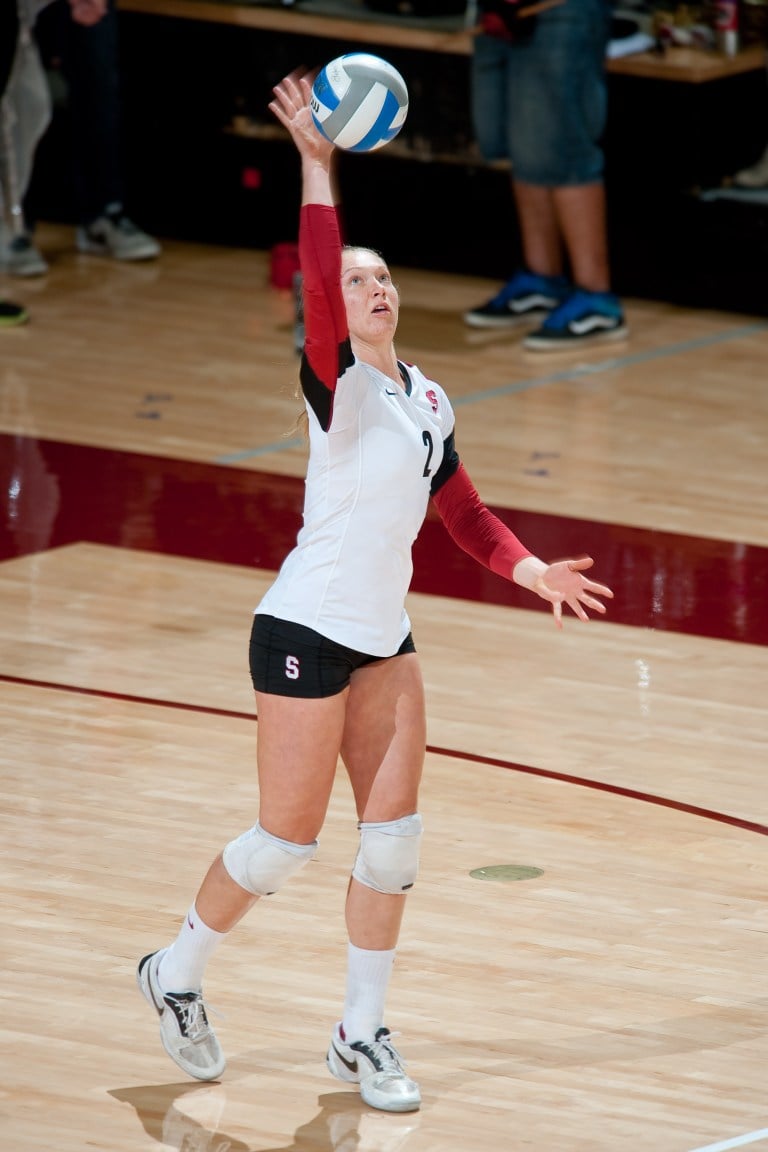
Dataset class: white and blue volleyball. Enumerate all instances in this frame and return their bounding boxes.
[311,53,409,153]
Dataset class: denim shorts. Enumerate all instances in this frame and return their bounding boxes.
[471,0,612,185]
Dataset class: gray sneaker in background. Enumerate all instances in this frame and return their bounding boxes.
[0,228,49,277]
[77,210,161,261]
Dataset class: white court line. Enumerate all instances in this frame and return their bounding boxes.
[215,322,768,464]
[687,1129,768,1152]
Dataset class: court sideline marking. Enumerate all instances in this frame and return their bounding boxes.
[687,1128,768,1151]
[215,321,768,464]
[3,672,767,838]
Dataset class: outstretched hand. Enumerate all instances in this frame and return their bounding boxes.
[269,70,336,164]
[530,556,613,629]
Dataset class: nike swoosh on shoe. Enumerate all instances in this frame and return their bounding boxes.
[333,1043,358,1074]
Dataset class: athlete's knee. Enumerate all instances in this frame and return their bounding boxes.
[351,813,423,895]
[222,822,317,896]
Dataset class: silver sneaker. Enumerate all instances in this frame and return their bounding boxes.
[0,233,49,277]
[137,949,225,1081]
[326,1023,421,1113]
[77,213,161,261]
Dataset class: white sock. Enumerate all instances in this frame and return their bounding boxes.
[157,905,226,992]
[342,942,396,1043]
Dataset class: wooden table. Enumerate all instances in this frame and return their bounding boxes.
[118,0,766,79]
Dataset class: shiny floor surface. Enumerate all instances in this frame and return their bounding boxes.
[1,224,767,1152]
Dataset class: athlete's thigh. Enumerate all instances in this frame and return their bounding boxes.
[255,690,348,842]
[340,652,426,822]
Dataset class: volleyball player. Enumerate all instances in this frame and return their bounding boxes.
[137,70,613,1113]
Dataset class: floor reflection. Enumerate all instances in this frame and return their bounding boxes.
[3,431,766,644]
[109,1083,421,1152]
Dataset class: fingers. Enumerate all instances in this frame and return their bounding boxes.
[582,579,614,599]
[270,71,309,120]
[566,597,589,623]
[268,98,289,129]
[566,556,594,573]
[269,71,330,157]
[579,593,609,614]
[540,557,613,626]
[563,587,610,622]
[273,69,312,108]
[562,558,615,605]
[549,583,610,626]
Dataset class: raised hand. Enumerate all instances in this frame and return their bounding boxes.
[269,70,335,164]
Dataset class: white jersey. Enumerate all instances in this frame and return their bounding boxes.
[257,357,455,656]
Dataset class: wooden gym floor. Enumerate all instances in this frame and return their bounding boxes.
[1,222,767,1152]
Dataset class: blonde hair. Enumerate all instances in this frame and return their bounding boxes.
[342,243,385,262]
[289,244,394,440]
[292,395,309,441]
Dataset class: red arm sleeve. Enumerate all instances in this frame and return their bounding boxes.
[432,463,534,579]
[299,203,349,394]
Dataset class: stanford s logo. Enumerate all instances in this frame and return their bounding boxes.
[285,655,300,680]
[425,389,439,414]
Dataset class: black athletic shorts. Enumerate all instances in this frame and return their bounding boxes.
[249,614,416,699]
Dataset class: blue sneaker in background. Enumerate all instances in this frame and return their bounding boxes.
[523,287,628,350]
[464,269,571,328]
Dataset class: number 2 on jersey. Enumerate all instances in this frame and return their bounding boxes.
[422,430,434,477]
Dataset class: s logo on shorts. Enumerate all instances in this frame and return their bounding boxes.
[285,654,300,680]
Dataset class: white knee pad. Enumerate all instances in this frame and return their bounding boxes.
[222,822,317,896]
[351,813,423,895]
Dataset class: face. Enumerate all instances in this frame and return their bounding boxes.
[341,249,399,343]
